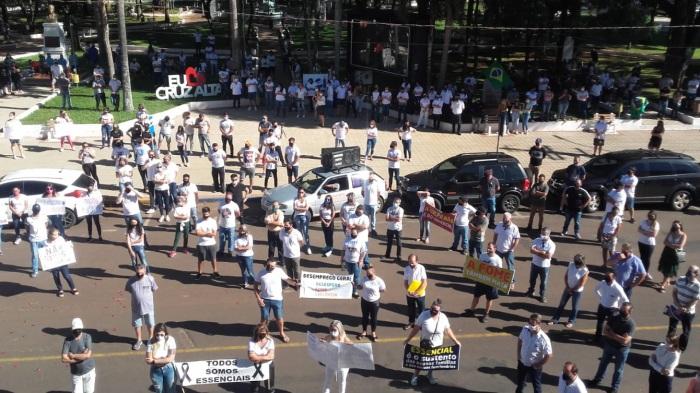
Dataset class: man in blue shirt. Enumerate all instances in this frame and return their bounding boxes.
[606,243,646,298]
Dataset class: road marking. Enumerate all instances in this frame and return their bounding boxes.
[1,323,696,364]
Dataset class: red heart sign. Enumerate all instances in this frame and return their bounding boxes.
[184,67,206,87]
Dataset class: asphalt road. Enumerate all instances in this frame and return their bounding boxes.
[1,201,699,393]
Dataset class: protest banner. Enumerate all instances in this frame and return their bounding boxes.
[37,198,66,216]
[402,344,460,371]
[299,271,354,299]
[462,256,514,294]
[303,74,329,93]
[39,241,76,270]
[75,196,104,217]
[423,204,455,233]
[306,332,375,370]
[174,358,270,387]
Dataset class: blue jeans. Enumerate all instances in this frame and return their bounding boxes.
[451,225,468,251]
[335,138,346,148]
[237,255,255,286]
[528,264,549,297]
[482,196,496,225]
[198,134,211,155]
[516,360,543,393]
[48,214,65,237]
[468,240,482,258]
[294,214,310,250]
[521,111,530,131]
[563,211,582,234]
[401,139,412,159]
[218,227,235,253]
[365,139,376,157]
[497,250,515,282]
[345,261,361,288]
[593,342,630,391]
[101,124,112,147]
[364,204,377,231]
[30,240,47,274]
[275,100,286,117]
[551,289,582,324]
[61,92,73,109]
[131,245,148,269]
[150,363,176,393]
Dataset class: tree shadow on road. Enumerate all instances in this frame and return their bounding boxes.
[477,365,558,389]
[305,311,406,331]
[42,327,133,345]
[0,281,56,297]
[167,320,254,339]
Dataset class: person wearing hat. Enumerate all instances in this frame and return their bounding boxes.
[61,317,96,393]
[528,138,547,184]
[26,203,49,278]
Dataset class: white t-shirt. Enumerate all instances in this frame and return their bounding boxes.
[218,201,240,229]
[332,122,349,140]
[209,149,227,168]
[230,81,242,95]
[343,237,366,263]
[347,213,370,243]
[196,217,218,246]
[381,91,392,105]
[153,171,170,191]
[605,189,626,215]
[518,326,553,367]
[403,264,427,285]
[418,195,435,214]
[494,223,521,253]
[557,375,587,393]
[450,100,465,115]
[362,180,381,206]
[595,280,629,308]
[9,194,28,214]
[280,228,304,258]
[602,215,623,235]
[234,234,254,257]
[4,119,23,140]
[638,219,660,246]
[453,203,476,227]
[566,262,589,292]
[432,99,443,115]
[121,192,140,216]
[117,165,134,184]
[360,276,386,302]
[247,78,259,93]
[255,267,289,301]
[147,336,176,359]
[220,119,233,136]
[387,149,401,169]
[399,127,415,141]
[248,338,274,363]
[145,159,161,182]
[27,215,48,242]
[284,146,300,166]
[620,174,639,198]
[415,310,450,347]
[366,127,378,139]
[531,237,556,268]
[386,205,404,231]
[173,205,190,223]
[128,228,145,246]
[479,252,503,268]
[179,183,199,209]
[239,148,260,169]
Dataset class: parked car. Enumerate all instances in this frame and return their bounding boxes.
[400,152,531,213]
[0,169,95,228]
[548,149,700,212]
[260,165,388,218]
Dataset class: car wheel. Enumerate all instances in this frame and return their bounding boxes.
[376,196,385,213]
[432,198,443,212]
[63,208,78,229]
[500,194,520,213]
[586,192,602,213]
[670,190,692,211]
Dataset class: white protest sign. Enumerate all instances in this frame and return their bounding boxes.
[39,241,76,270]
[299,271,354,299]
[303,74,328,93]
[37,198,66,216]
[76,196,104,217]
[174,358,270,387]
[306,332,375,370]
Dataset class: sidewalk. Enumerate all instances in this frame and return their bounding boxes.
[0,85,53,129]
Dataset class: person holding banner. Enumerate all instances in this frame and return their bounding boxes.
[404,254,428,330]
[451,197,476,255]
[516,313,553,393]
[254,258,297,343]
[248,322,276,393]
[466,242,503,322]
[42,184,66,237]
[320,320,354,393]
[145,323,177,393]
[27,204,48,277]
[416,188,435,244]
[404,299,461,386]
[45,227,79,297]
[357,264,386,341]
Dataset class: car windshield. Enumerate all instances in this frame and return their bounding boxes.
[584,156,620,177]
[431,156,463,180]
[292,171,325,193]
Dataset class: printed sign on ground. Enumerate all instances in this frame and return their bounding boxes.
[39,241,76,270]
[174,359,270,387]
[37,198,66,216]
[299,271,354,299]
[75,196,104,217]
[423,204,455,233]
[462,256,514,294]
[402,344,460,370]
[306,332,375,370]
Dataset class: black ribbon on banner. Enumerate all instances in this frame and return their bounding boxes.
[179,362,192,384]
[252,362,265,379]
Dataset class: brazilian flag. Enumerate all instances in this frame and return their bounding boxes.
[484,62,512,90]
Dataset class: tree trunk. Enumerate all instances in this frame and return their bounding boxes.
[303,0,313,62]
[472,0,479,69]
[437,0,454,87]
[117,0,134,111]
[229,0,241,69]
[334,0,342,74]
[662,0,698,88]
[98,0,115,77]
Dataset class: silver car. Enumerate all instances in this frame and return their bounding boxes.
[261,165,388,217]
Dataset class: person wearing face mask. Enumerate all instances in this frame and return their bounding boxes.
[26,203,49,278]
[451,196,476,255]
[403,254,428,330]
[9,186,29,245]
[219,113,234,157]
[493,212,520,290]
[658,220,688,292]
[404,299,461,386]
[125,264,158,351]
[320,196,336,257]
[361,173,381,237]
[263,142,280,190]
[61,318,96,393]
[346,205,370,266]
[594,271,629,341]
[666,265,700,344]
[648,335,683,393]
[416,188,435,243]
[226,174,248,217]
[339,193,357,234]
[280,218,305,283]
[145,323,177,393]
[357,264,386,341]
[516,313,553,393]
[178,174,199,227]
[265,202,284,258]
[195,207,220,279]
[168,196,191,258]
[144,151,161,213]
[234,224,255,288]
[320,320,354,393]
[466,242,502,322]
[637,210,660,281]
[46,227,79,297]
[285,137,301,183]
[209,143,227,193]
[589,302,635,393]
[342,229,367,298]
[606,242,646,299]
[526,174,548,233]
[557,361,587,393]
[82,185,103,242]
[548,254,589,329]
[480,169,500,227]
[386,141,401,191]
[239,140,261,191]
[526,227,557,303]
[364,120,378,161]
[292,189,312,254]
[560,179,590,240]
[218,192,241,256]
[384,196,404,262]
[153,164,172,223]
[598,206,623,267]
[248,323,276,393]
[254,258,297,343]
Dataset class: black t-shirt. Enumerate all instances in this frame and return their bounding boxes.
[529,146,547,166]
[564,186,590,212]
[605,312,636,348]
[130,126,143,143]
[225,182,247,207]
[479,177,500,198]
[565,164,586,185]
[111,129,124,147]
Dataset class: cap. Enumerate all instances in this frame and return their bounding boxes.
[71,317,84,330]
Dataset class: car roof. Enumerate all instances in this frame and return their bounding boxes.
[600,149,694,161]
[311,164,377,177]
[0,168,84,184]
[445,152,519,165]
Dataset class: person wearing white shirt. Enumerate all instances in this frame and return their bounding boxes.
[396,89,410,123]
[493,213,521,288]
[5,111,25,159]
[168,196,191,258]
[605,183,626,218]
[346,205,370,267]
[598,207,623,264]
[384,196,404,262]
[380,87,392,122]
[361,173,381,236]
[246,77,259,111]
[26,204,49,277]
[365,120,379,161]
[219,113,234,157]
[342,229,367,297]
[451,197,476,254]
[593,116,608,156]
[208,143,227,193]
[527,227,557,302]
[230,78,243,108]
[397,120,416,161]
[357,264,386,341]
[431,97,443,129]
[557,361,588,393]
[403,254,427,329]
[274,84,287,117]
[218,193,241,255]
[295,82,307,118]
[386,141,401,191]
[153,164,173,223]
[279,218,305,282]
[620,167,639,223]
[331,120,349,148]
[548,254,589,328]
[254,258,297,343]
[637,211,660,277]
[195,207,220,279]
[284,137,301,183]
[417,95,431,128]
[416,188,435,243]
[178,174,199,226]
[233,225,255,287]
[516,314,553,393]
[467,242,503,322]
[594,271,629,340]
[117,183,143,225]
[248,323,276,392]
[648,335,682,393]
[450,97,465,134]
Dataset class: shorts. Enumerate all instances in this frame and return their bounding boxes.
[248,92,257,101]
[625,197,635,210]
[593,138,605,147]
[132,312,155,328]
[601,234,618,251]
[240,167,256,179]
[9,139,20,145]
[197,244,217,262]
[474,283,499,300]
[260,298,284,320]
[286,165,299,178]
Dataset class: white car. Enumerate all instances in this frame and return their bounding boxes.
[0,169,96,228]
[261,165,389,217]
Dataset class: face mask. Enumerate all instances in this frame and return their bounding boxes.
[266,265,275,272]
[285,227,292,233]
[430,309,439,316]
[367,273,375,279]
[541,235,549,241]
[183,180,190,185]
[225,198,232,203]
[393,202,400,207]
[72,329,82,337]
[562,373,573,384]
[330,330,339,338]
[257,333,267,340]
[157,335,165,342]
[351,234,357,239]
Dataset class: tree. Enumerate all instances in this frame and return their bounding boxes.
[659,0,699,87]
[97,0,115,78]
[334,0,342,74]
[229,0,241,69]
[117,0,133,111]
[438,0,463,87]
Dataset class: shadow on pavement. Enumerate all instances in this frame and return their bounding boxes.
[0,281,56,297]
[42,327,133,345]
[167,320,253,338]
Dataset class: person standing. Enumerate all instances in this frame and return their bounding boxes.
[417,94,431,129]
[658,220,687,292]
[109,74,121,111]
[178,174,199,227]
[194,207,220,280]
[480,169,500,226]
[648,120,664,151]
[233,224,255,289]
[493,213,521,289]
[515,313,553,393]
[319,320,354,393]
[342,228,367,298]
[218,113,234,157]
[230,77,243,109]
[284,137,301,183]
[548,254,589,328]
[469,207,489,258]
[145,323,177,393]
[404,299,461,386]
[666,265,700,343]
[593,116,608,156]
[4,111,25,159]
[386,141,401,191]
[265,202,284,259]
[331,120,349,148]
[589,302,635,393]
[466,242,502,322]
[61,318,96,393]
[168,196,190,258]
[45,227,78,297]
[319,196,335,257]
[450,96,465,134]
[606,243,647,299]
[526,227,556,303]
[209,143,227,193]
[82,185,103,242]
[42,184,66,237]
[92,74,107,111]
[598,207,624,267]
[557,361,587,393]
[340,193,357,234]
[637,211,660,279]
[255,258,296,343]
[431,96,443,129]
[397,121,415,161]
[56,72,72,110]
[292,189,311,254]
[248,323,276,393]
[126,217,148,270]
[648,335,683,393]
[238,141,261,191]
[528,138,547,183]
[195,113,212,156]
[564,156,586,187]
[384,196,404,262]
[620,168,638,223]
[416,188,435,243]
[153,164,172,223]
[364,120,378,161]
[262,142,280,190]
[357,264,386,341]
[346,205,371,267]
[280,218,305,283]
[125,264,158,351]
[218,192,241,256]
[361,173,381,237]
[78,143,99,184]
[403,254,427,330]
[594,271,629,341]
[560,179,590,240]
[526,174,549,233]
[26,203,48,278]
[451,197,476,254]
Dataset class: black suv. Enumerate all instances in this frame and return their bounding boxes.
[549,149,700,212]
[400,153,531,213]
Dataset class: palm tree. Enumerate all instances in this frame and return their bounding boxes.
[117,0,133,111]
[229,0,241,69]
